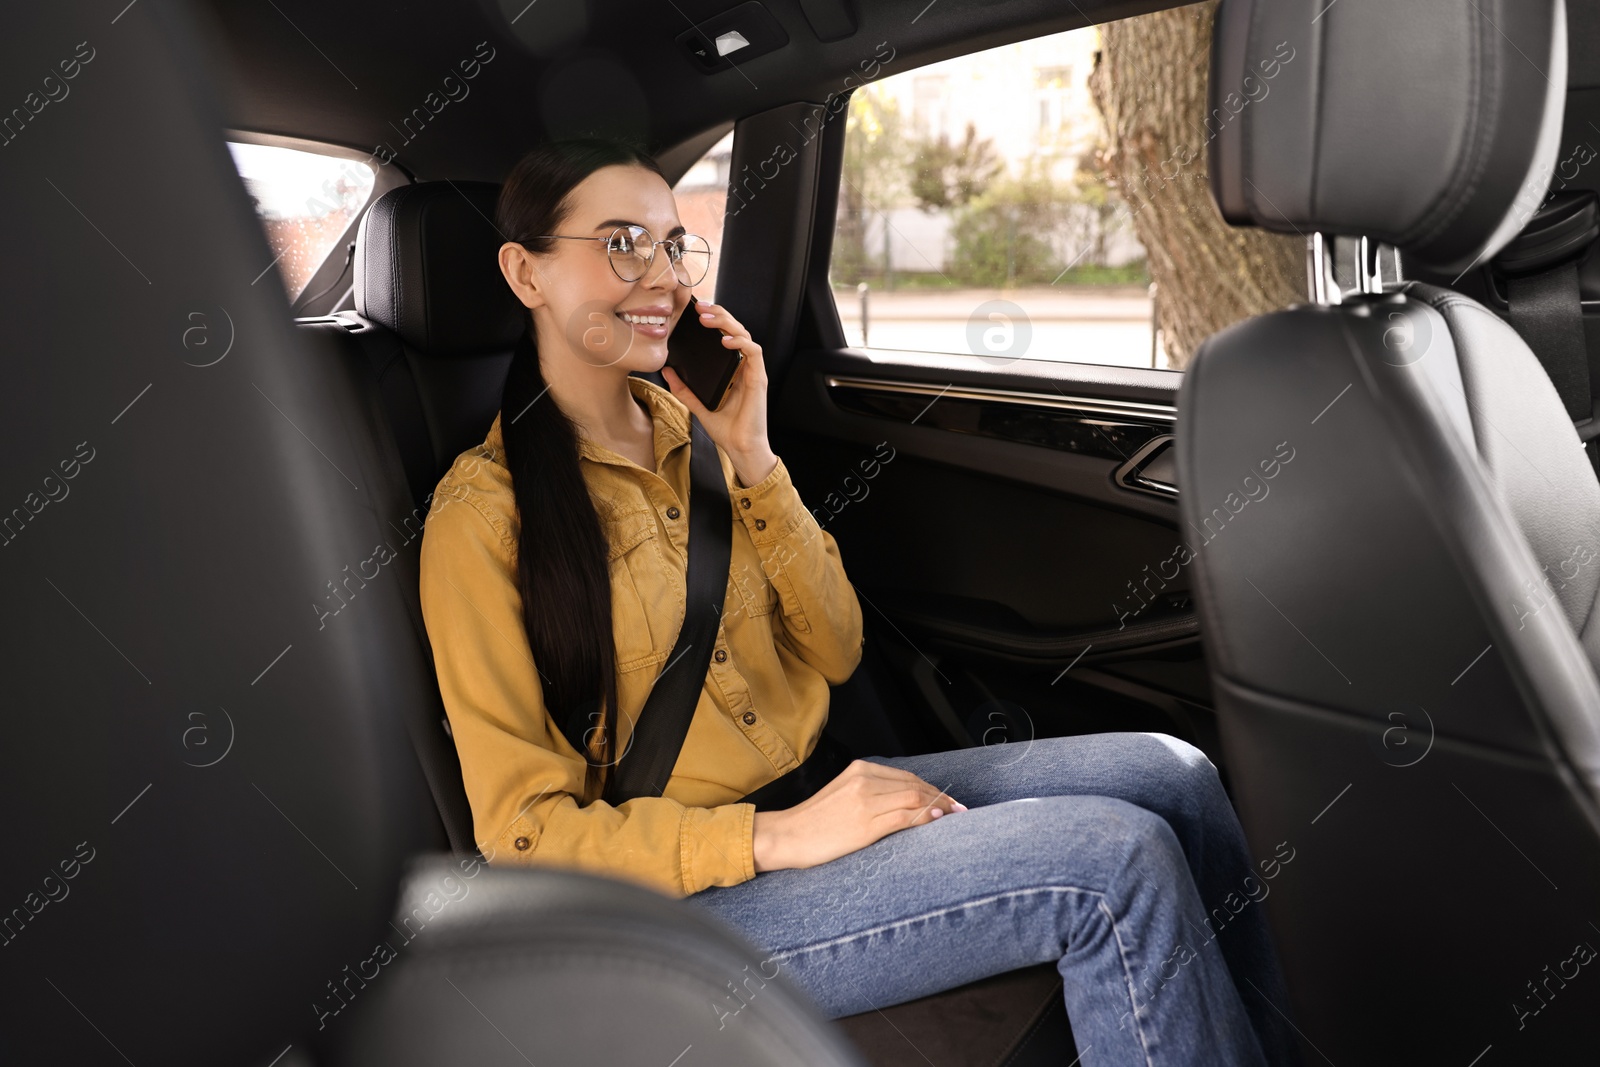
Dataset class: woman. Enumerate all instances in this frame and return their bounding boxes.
[417,137,1299,1066]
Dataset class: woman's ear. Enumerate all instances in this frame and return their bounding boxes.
[498,242,546,310]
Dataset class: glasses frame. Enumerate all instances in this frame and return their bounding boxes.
[529,224,712,287]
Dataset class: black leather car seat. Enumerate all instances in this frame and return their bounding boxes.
[1182,0,1600,1062]
[298,181,521,517]
[352,182,525,509]
[296,183,518,859]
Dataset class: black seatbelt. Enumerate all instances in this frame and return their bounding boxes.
[1495,191,1600,474]
[610,412,734,800]
[738,732,857,811]
[607,395,858,810]
[1507,264,1590,420]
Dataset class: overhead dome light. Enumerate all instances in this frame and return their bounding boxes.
[714,30,750,56]
[674,4,787,73]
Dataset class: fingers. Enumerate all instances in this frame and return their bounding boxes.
[659,366,709,418]
[697,302,760,355]
[695,301,743,336]
[917,788,966,817]
[869,792,964,832]
[848,761,966,817]
[850,760,941,790]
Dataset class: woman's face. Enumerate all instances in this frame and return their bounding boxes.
[521,163,694,374]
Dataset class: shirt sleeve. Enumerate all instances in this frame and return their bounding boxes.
[418,482,757,899]
[731,454,865,685]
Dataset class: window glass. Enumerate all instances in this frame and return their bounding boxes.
[672,129,734,300]
[828,10,1304,370]
[227,142,376,300]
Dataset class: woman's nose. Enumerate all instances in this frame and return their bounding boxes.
[640,246,681,290]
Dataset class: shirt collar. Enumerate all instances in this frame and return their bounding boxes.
[484,374,690,470]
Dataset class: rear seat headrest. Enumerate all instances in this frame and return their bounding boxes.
[354,181,527,357]
[1208,0,1567,275]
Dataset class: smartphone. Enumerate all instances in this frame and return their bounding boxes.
[665,294,744,411]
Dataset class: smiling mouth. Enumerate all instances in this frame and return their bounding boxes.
[616,311,671,328]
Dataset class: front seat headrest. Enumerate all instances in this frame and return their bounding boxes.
[1208,0,1568,275]
[355,181,526,357]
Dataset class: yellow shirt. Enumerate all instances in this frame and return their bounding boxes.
[417,374,864,898]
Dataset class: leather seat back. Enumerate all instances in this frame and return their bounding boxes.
[350,181,525,508]
[0,13,869,1064]
[1183,0,1600,1061]
[292,183,528,860]
[296,179,680,860]
[0,7,442,1061]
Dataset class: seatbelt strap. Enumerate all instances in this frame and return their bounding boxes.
[609,412,733,801]
[737,731,857,811]
[1507,263,1590,421]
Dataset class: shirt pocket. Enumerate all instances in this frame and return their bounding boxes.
[729,558,779,621]
[606,507,667,672]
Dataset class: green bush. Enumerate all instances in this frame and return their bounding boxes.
[948,160,1072,287]
[950,210,1060,286]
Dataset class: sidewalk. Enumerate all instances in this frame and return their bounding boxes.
[830,285,1154,322]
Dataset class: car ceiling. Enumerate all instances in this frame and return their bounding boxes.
[193,0,1181,183]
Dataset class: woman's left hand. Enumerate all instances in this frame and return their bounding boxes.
[661,300,778,486]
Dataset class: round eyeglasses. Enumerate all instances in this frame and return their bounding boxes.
[530,224,712,287]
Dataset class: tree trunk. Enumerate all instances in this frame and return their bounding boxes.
[1088,0,1304,369]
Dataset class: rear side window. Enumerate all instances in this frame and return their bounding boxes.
[673,128,734,299]
[828,11,1303,370]
[227,142,376,300]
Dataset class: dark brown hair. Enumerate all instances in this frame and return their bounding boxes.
[495,137,668,806]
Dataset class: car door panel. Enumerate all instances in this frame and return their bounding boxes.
[769,344,1212,756]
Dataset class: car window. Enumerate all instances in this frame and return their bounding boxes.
[227,141,377,301]
[828,9,1304,370]
[672,129,734,301]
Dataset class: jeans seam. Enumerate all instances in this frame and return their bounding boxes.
[1098,898,1155,1067]
[763,885,1101,963]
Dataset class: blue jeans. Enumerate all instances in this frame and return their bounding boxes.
[684,732,1301,1066]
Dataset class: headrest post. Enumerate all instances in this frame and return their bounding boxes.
[1307,233,1342,307]
[1356,237,1384,295]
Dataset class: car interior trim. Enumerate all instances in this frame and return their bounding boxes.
[1112,434,1179,497]
[822,374,1178,423]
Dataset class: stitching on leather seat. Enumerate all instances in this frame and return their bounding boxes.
[1409,4,1498,250]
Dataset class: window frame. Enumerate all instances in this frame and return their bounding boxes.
[667,123,736,303]
[225,129,410,317]
[812,35,1180,374]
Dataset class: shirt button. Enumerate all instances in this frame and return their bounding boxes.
[742,711,757,725]
[740,497,751,509]
[514,836,531,851]
[666,505,681,520]
[714,649,728,662]
[754,518,766,531]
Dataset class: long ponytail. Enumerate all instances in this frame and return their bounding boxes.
[494,138,668,805]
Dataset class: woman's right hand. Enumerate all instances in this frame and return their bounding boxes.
[750,759,968,873]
